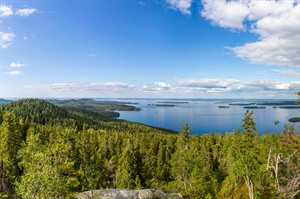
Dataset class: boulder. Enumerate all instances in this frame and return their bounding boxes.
[167,193,183,199]
[76,189,183,199]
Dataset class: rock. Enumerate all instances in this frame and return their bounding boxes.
[138,189,154,198]
[76,189,183,199]
[167,193,183,199]
[153,190,168,199]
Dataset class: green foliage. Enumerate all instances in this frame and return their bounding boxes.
[0,99,299,199]
[296,91,300,105]
[116,140,140,188]
[242,110,257,133]
[16,127,78,198]
[0,111,22,198]
[49,98,141,117]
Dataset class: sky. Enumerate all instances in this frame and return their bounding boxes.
[0,0,299,99]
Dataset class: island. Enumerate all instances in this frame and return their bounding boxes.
[156,104,176,107]
[229,103,254,106]
[288,117,300,123]
[257,101,297,106]
[218,106,230,108]
[243,106,266,109]
[48,98,141,118]
[273,106,300,109]
[157,101,189,104]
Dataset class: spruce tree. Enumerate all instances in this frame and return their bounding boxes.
[0,112,22,198]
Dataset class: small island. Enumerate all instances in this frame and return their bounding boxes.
[273,106,300,109]
[257,100,297,106]
[156,104,176,107]
[243,106,266,109]
[218,106,230,108]
[229,103,254,106]
[157,101,189,104]
[288,117,300,123]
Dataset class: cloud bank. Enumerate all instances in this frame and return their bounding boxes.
[25,78,300,98]
[203,0,300,68]
[166,0,300,68]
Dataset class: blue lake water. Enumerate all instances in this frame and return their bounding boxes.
[112,99,300,135]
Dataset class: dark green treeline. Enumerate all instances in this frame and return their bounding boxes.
[0,99,299,199]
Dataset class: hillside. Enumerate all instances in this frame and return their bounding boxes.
[48,98,141,118]
[0,98,175,133]
[0,99,299,199]
[0,98,12,104]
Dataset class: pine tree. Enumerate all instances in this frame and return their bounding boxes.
[226,111,260,199]
[16,128,70,198]
[0,112,22,198]
[116,139,139,188]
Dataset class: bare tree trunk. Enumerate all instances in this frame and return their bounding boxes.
[266,147,300,198]
[244,175,254,199]
[266,147,280,191]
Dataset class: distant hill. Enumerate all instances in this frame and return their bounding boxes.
[48,98,140,118]
[0,98,175,133]
[0,98,12,104]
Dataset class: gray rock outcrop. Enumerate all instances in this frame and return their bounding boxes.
[76,189,183,199]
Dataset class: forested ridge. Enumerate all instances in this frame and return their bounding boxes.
[0,99,299,199]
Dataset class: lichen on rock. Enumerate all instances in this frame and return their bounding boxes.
[76,189,183,199]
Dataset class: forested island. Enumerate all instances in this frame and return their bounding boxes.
[156,104,176,107]
[243,106,266,109]
[49,98,141,118]
[218,106,230,108]
[0,99,299,199]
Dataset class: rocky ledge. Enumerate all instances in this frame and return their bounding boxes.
[76,189,183,199]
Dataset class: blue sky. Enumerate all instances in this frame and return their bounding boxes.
[0,0,299,99]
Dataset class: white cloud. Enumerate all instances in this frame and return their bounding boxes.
[5,70,21,75]
[25,78,300,98]
[175,78,300,94]
[247,0,293,21]
[27,82,136,92]
[0,4,37,17]
[15,8,37,16]
[155,81,171,89]
[0,5,37,49]
[201,0,300,68]
[272,69,300,78]
[201,0,249,29]
[166,0,192,15]
[0,32,15,48]
[176,78,240,88]
[0,4,13,17]
[10,62,25,68]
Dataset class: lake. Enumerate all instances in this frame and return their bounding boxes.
[113,98,300,135]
